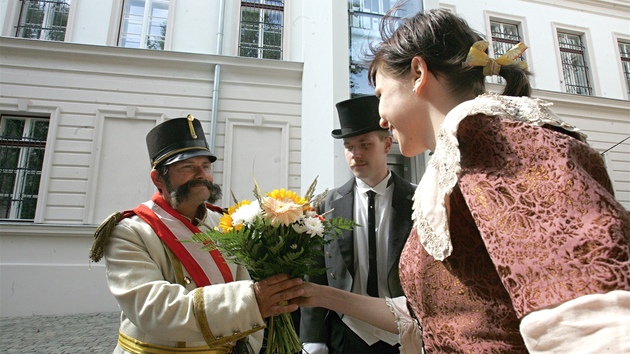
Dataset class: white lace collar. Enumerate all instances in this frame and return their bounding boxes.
[412,93,585,260]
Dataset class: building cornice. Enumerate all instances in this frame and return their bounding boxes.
[0,37,304,74]
[521,0,630,19]
[488,84,630,121]
[0,222,96,237]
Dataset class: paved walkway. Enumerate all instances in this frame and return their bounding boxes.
[1,312,119,354]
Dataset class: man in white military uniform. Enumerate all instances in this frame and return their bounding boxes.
[90,115,303,354]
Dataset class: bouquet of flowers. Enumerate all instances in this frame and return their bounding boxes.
[190,178,356,354]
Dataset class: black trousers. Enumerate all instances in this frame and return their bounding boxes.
[328,312,400,354]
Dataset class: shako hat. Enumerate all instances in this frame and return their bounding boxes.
[332,95,387,139]
[146,115,216,169]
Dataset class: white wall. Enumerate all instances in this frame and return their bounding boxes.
[66,0,116,45]
[297,1,355,192]
[442,0,630,208]
[0,37,303,316]
[442,0,630,99]
[0,224,118,317]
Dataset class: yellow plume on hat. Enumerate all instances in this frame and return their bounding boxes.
[187,114,197,139]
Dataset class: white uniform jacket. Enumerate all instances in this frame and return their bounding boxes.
[103,207,265,353]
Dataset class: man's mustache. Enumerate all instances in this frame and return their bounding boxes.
[172,179,223,204]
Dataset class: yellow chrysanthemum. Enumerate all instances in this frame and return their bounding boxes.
[218,214,234,233]
[263,189,306,226]
[219,200,252,233]
[267,189,307,205]
[226,200,252,215]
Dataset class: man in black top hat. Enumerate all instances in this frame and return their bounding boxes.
[90,115,303,354]
[300,96,415,354]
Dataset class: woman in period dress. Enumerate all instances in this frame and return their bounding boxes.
[294,8,630,354]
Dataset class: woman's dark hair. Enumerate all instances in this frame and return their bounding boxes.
[368,8,532,97]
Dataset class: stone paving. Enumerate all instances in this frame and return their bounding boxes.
[1,311,303,353]
[1,312,119,354]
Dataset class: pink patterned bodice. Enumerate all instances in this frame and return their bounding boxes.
[400,95,630,353]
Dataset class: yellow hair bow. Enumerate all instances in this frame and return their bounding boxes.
[463,40,528,76]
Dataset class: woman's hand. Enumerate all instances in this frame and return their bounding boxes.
[289,281,323,308]
[292,282,400,333]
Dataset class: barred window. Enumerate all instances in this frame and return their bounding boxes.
[619,41,630,96]
[0,116,49,220]
[119,0,169,50]
[490,20,525,84]
[490,21,525,58]
[238,0,284,60]
[558,32,592,95]
[15,0,71,42]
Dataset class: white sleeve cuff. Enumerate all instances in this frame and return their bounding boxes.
[520,290,630,354]
[385,296,423,353]
[302,342,328,354]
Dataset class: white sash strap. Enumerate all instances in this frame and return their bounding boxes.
[144,200,228,286]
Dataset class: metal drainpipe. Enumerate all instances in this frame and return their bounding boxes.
[209,0,226,164]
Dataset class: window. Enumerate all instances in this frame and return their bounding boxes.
[349,0,420,95]
[0,116,49,220]
[119,0,169,50]
[238,0,284,60]
[490,20,525,84]
[558,32,592,95]
[15,0,71,41]
[348,1,424,186]
[619,41,630,96]
[351,0,398,16]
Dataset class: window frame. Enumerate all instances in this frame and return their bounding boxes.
[238,0,285,60]
[14,0,72,42]
[117,0,171,51]
[552,23,598,96]
[0,115,50,221]
[614,34,630,100]
[484,12,530,87]
[558,31,592,95]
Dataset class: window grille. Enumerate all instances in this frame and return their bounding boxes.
[558,32,592,95]
[238,0,284,60]
[619,41,630,96]
[490,20,524,84]
[490,21,524,58]
[119,0,169,50]
[0,116,49,220]
[15,0,71,41]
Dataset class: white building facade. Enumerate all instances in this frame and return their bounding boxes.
[0,0,628,316]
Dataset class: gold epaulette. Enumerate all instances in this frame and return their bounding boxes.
[89,212,123,263]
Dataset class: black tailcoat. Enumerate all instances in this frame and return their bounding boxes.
[300,171,415,353]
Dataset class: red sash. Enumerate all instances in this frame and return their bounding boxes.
[132,193,234,286]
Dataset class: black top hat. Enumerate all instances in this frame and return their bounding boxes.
[331,95,387,139]
[146,115,217,169]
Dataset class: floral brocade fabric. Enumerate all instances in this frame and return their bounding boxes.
[399,95,630,353]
